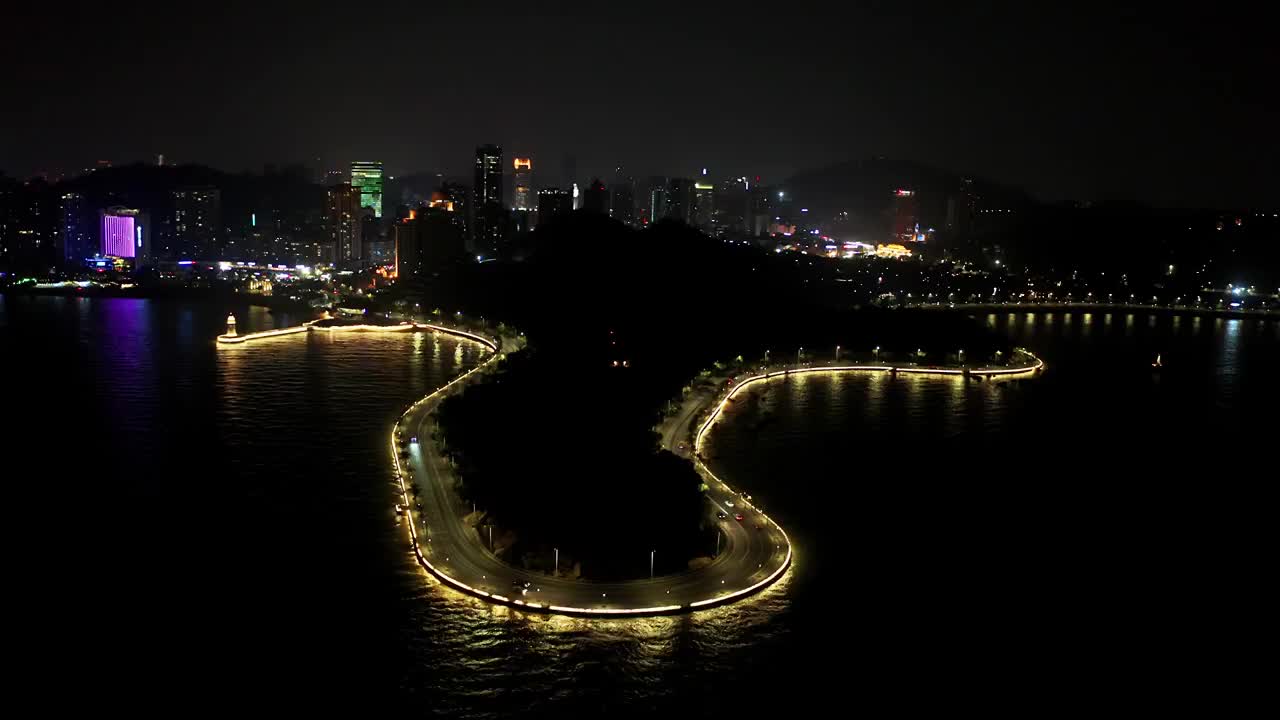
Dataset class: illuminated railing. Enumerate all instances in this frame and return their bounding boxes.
[311,322,416,334]
[388,324,794,618]
[675,351,1047,609]
[216,320,442,346]
[214,325,310,344]
[915,301,1279,317]
[693,353,1044,449]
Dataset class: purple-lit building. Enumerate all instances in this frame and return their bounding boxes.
[99,207,150,264]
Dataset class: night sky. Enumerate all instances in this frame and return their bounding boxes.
[4,3,1275,208]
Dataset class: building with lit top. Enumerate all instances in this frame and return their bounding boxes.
[512,157,533,211]
[889,188,919,244]
[351,161,384,218]
[693,182,715,230]
[394,189,467,279]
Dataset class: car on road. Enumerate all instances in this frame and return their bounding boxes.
[734,513,745,522]
[394,504,405,515]
[716,511,727,520]
[725,500,734,507]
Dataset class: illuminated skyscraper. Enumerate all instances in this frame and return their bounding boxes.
[100,207,150,262]
[325,183,363,264]
[512,157,533,211]
[693,182,715,230]
[889,188,919,243]
[171,187,221,259]
[640,176,667,225]
[473,145,504,257]
[59,192,91,264]
[351,161,384,218]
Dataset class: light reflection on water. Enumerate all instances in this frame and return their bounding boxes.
[6,296,1277,711]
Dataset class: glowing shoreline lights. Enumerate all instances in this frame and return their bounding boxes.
[381,323,794,616]
[215,317,417,344]
[219,314,1039,617]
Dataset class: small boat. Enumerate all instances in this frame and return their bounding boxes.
[1151,354,1163,369]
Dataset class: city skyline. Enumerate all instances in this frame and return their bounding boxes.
[3,6,1275,209]
[3,5,1277,711]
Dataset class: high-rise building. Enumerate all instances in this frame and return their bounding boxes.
[583,178,609,214]
[750,184,775,236]
[639,176,667,226]
[351,161,384,218]
[666,178,695,224]
[713,177,750,236]
[473,145,504,257]
[693,181,715,230]
[945,177,978,235]
[0,179,55,268]
[171,187,221,259]
[512,157,534,211]
[537,189,574,225]
[394,191,468,279]
[361,212,381,262]
[325,183,363,264]
[610,182,636,226]
[889,188,919,244]
[59,192,92,265]
[100,207,150,263]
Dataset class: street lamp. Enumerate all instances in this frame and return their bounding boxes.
[797,347,803,363]
[873,346,880,361]
[554,547,559,576]
[835,345,840,362]
[650,550,655,579]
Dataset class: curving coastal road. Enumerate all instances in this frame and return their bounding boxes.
[393,326,1041,617]
[392,329,791,615]
[219,318,1040,617]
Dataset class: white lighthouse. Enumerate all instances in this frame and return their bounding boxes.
[225,313,237,337]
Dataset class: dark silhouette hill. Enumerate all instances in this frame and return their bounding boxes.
[426,213,1009,578]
